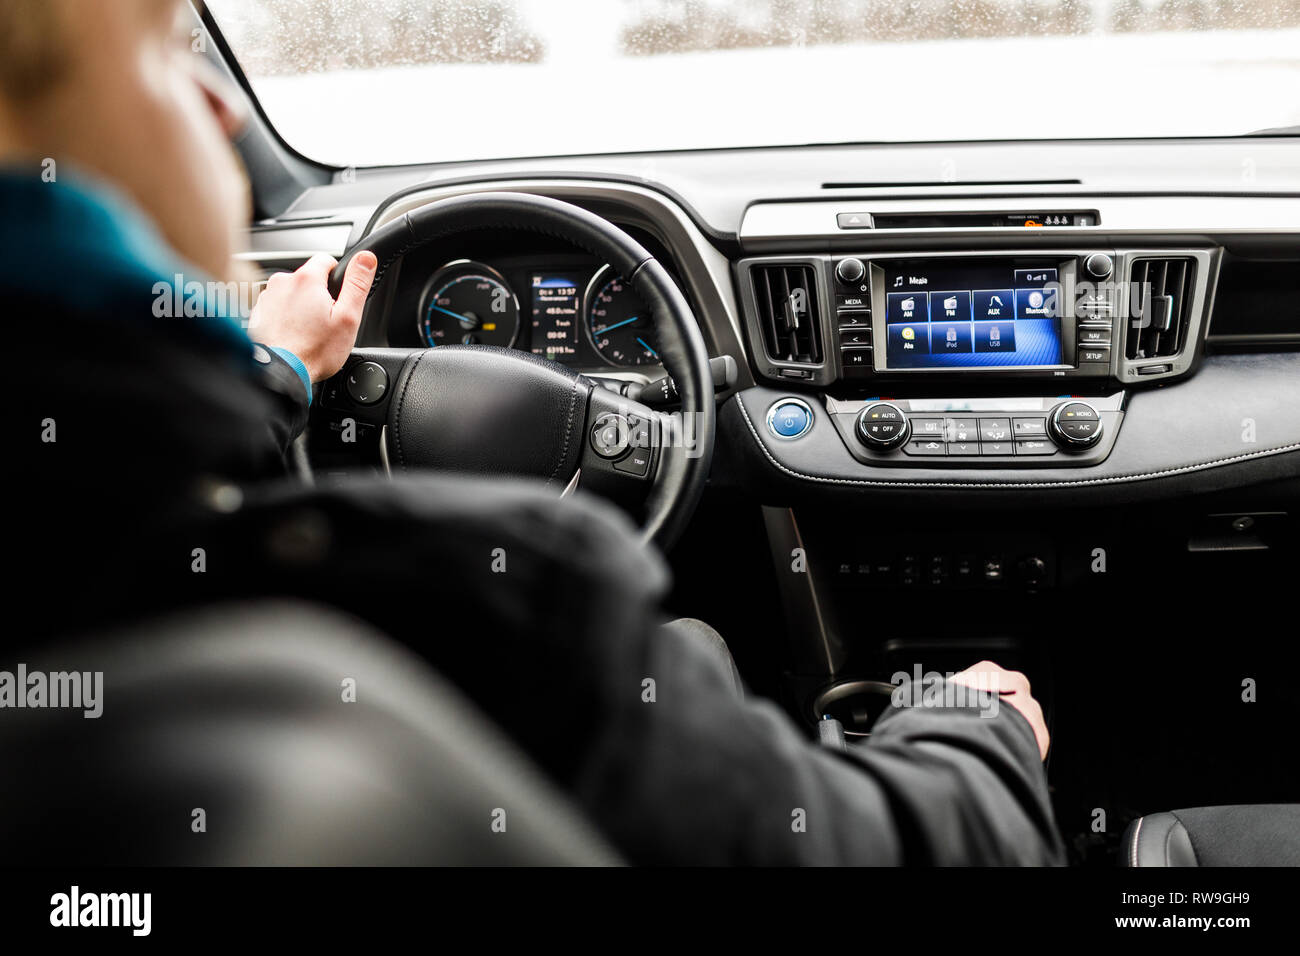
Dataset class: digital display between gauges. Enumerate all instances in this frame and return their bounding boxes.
[529,274,580,361]
[584,265,659,367]
[418,260,519,348]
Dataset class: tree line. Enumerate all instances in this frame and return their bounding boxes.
[621,0,1300,55]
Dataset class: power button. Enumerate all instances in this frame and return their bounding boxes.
[766,399,813,439]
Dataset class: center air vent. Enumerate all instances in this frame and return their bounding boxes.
[751,263,823,364]
[1127,258,1194,360]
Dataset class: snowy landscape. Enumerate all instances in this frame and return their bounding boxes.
[210,1,1300,165]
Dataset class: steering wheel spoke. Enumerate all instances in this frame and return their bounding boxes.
[579,385,661,487]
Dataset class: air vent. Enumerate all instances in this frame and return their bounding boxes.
[1127,258,1195,360]
[751,263,823,364]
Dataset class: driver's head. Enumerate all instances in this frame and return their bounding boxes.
[0,0,250,281]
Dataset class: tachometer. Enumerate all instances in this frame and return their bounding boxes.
[584,265,659,367]
[418,260,519,348]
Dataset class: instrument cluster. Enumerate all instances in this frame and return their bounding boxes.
[414,258,660,369]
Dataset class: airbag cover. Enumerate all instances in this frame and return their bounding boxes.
[385,346,591,487]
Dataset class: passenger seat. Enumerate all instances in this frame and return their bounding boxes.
[1123,805,1300,866]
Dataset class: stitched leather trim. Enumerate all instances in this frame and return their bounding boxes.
[390,349,430,470]
[547,381,581,487]
[736,398,1300,489]
[1162,817,1177,866]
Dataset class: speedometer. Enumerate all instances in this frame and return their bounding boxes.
[584,265,659,367]
[417,260,519,348]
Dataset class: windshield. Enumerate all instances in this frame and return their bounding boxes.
[206,0,1300,166]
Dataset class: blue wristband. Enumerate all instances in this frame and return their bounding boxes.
[267,346,312,404]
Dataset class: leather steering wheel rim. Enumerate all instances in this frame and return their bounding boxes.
[327,191,715,552]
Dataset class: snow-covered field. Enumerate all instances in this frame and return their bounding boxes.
[250,29,1300,166]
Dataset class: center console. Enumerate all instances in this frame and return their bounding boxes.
[822,393,1121,466]
[736,247,1217,469]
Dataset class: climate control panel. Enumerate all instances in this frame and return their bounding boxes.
[828,394,1122,467]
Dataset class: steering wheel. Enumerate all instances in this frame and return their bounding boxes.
[319,192,715,551]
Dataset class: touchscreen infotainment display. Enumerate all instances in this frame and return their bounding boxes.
[882,258,1064,369]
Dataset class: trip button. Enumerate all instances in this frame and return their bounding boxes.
[979,418,1013,442]
[614,447,653,476]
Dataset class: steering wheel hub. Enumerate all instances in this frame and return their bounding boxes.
[385,346,591,485]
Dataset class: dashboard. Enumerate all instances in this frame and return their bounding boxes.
[243,136,1300,503]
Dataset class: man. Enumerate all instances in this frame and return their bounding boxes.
[2,0,1062,865]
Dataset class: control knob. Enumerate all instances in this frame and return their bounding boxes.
[835,257,866,286]
[1083,253,1113,280]
[1049,401,1103,449]
[856,402,909,450]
